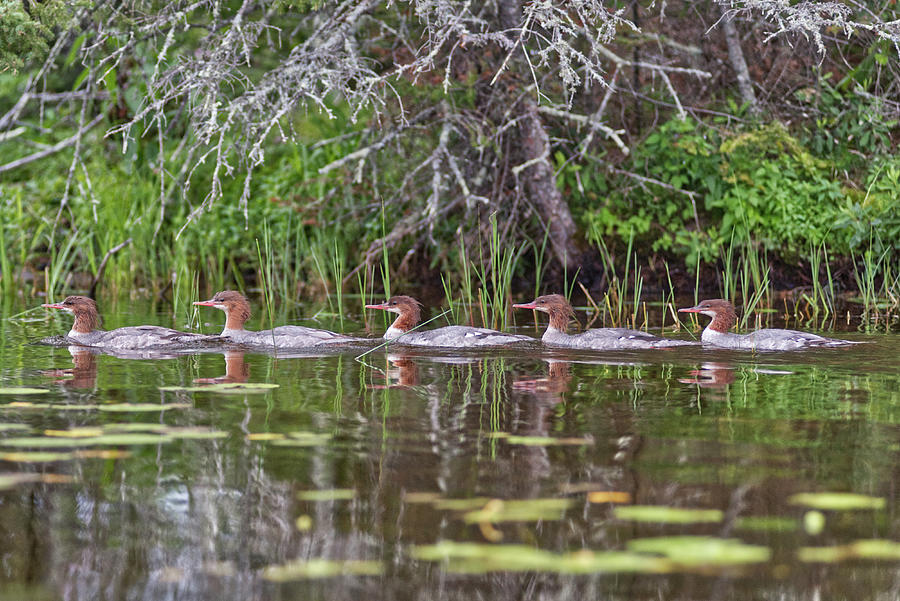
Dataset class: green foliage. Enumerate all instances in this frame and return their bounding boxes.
[580,116,894,269]
[710,121,846,254]
[0,0,81,73]
[580,117,722,266]
[798,76,897,170]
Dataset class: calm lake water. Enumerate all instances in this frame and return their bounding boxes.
[0,300,897,600]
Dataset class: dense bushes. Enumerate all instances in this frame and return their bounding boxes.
[579,97,898,270]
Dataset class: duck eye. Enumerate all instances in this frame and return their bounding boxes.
[389,301,396,306]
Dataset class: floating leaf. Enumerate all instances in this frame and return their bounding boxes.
[44,428,104,438]
[506,435,594,446]
[103,423,170,433]
[614,505,723,524]
[0,433,173,448]
[0,451,74,462]
[74,449,131,459]
[788,492,885,511]
[0,423,30,432]
[463,498,573,524]
[798,539,900,563]
[163,428,228,440]
[803,510,826,535]
[98,403,191,412]
[587,491,632,504]
[412,541,672,574]
[735,516,800,532]
[0,388,48,395]
[262,559,382,581]
[627,536,771,566]
[247,433,285,441]
[297,489,355,502]
[160,383,279,394]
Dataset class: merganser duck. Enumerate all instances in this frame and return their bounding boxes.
[365,295,534,347]
[193,290,362,348]
[513,294,696,350]
[42,296,224,350]
[678,299,858,350]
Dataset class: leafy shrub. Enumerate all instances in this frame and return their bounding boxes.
[578,116,893,268]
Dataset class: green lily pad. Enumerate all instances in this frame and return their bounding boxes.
[0,388,48,395]
[44,427,104,438]
[163,428,228,440]
[798,539,900,563]
[0,451,74,462]
[262,559,382,581]
[735,516,800,532]
[0,423,30,432]
[248,432,285,441]
[0,433,174,448]
[788,492,885,510]
[103,423,170,433]
[98,403,191,412]
[614,505,723,524]
[627,536,771,566]
[297,489,355,502]
[159,383,279,394]
[412,541,672,574]
[463,498,573,523]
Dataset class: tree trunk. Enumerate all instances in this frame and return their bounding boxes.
[497,0,580,269]
[721,10,759,114]
[516,100,581,269]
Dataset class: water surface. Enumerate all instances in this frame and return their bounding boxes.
[0,302,897,600]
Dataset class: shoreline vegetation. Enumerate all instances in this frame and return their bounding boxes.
[0,2,897,330]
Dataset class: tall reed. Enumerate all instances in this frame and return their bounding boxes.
[256,222,277,347]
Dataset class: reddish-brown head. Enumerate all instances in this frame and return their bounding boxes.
[513,294,575,332]
[194,290,252,330]
[365,295,422,332]
[42,295,102,333]
[678,299,737,333]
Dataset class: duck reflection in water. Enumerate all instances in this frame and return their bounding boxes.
[367,354,420,389]
[678,361,737,389]
[43,346,99,389]
[194,351,250,384]
[512,359,572,400]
